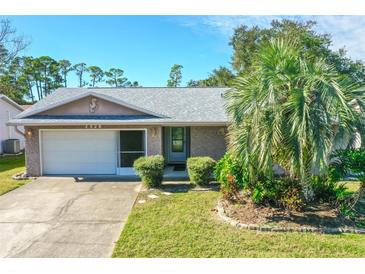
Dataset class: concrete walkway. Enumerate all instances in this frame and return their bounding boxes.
[0,177,141,258]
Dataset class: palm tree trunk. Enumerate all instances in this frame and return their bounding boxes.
[300,144,314,202]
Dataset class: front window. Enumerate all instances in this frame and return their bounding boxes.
[171,127,184,152]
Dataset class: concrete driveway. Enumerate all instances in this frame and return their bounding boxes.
[0,177,141,258]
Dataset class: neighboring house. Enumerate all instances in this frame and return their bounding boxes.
[0,94,25,154]
[8,88,229,176]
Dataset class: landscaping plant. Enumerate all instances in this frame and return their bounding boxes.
[328,149,365,215]
[222,37,365,210]
[215,153,247,201]
[187,157,216,186]
[215,153,305,210]
[330,148,365,179]
[133,155,164,188]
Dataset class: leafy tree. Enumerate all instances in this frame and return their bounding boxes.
[186,80,200,87]
[0,56,41,103]
[167,64,183,87]
[29,57,45,99]
[37,56,62,96]
[13,56,62,100]
[73,63,88,87]
[188,66,234,87]
[18,56,36,102]
[5,57,35,102]
[226,38,365,201]
[327,48,365,83]
[88,65,104,87]
[230,20,331,73]
[229,19,365,84]
[0,73,27,103]
[129,81,140,87]
[105,68,128,87]
[58,59,73,87]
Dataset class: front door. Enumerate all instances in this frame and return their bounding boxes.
[168,127,187,163]
[117,130,146,175]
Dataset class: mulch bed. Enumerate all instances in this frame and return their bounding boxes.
[220,198,365,232]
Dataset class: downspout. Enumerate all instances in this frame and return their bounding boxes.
[14,126,26,137]
[7,111,11,138]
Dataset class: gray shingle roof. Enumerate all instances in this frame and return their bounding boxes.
[12,87,229,125]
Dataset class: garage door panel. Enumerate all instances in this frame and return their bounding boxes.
[42,131,117,175]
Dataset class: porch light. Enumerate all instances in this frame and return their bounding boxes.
[25,129,33,137]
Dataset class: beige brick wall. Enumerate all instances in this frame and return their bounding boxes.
[24,126,40,176]
[190,126,227,160]
[24,125,162,176]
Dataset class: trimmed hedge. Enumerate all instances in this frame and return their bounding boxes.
[133,155,164,188]
[187,157,216,186]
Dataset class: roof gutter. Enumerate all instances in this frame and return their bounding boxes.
[7,120,229,127]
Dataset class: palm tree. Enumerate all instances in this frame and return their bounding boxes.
[226,38,365,201]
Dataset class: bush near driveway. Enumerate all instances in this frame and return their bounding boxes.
[187,157,216,186]
[133,155,164,188]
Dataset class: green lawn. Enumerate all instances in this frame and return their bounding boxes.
[113,187,365,258]
[0,154,30,195]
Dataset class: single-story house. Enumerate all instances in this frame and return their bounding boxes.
[0,94,26,154]
[7,87,229,177]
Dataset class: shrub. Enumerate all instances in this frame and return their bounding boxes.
[187,157,216,186]
[133,155,164,188]
[330,148,365,179]
[279,188,304,211]
[311,175,350,205]
[250,177,304,210]
[215,153,247,201]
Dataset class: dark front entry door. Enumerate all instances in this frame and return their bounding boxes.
[168,127,187,163]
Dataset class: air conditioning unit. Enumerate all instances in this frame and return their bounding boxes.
[3,139,21,154]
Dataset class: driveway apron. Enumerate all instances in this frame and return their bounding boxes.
[0,177,141,258]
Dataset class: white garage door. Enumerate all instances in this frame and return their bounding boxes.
[41,130,117,175]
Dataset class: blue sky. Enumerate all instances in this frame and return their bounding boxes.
[6,16,365,87]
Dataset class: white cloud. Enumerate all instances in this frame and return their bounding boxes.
[177,16,365,62]
[313,16,365,61]
[200,16,288,36]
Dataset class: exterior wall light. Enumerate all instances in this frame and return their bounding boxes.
[26,129,33,137]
